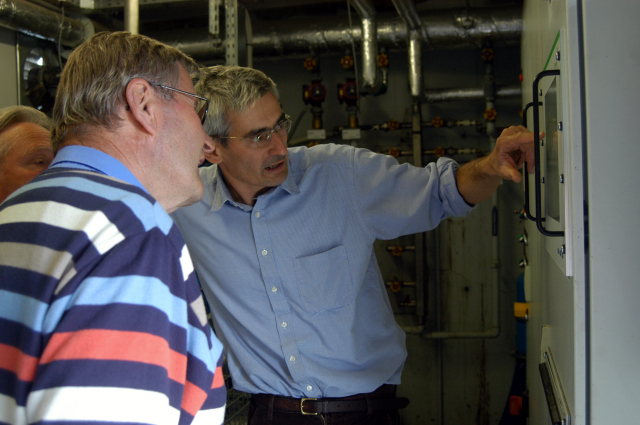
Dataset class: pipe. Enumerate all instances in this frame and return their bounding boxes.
[423,84,521,103]
[392,0,425,97]
[148,5,522,60]
[0,0,93,47]
[124,0,139,35]
[422,59,501,340]
[349,0,379,92]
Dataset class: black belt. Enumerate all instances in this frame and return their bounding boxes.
[252,385,410,416]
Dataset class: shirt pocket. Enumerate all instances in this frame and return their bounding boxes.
[294,245,354,315]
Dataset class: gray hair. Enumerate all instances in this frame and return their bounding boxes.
[0,105,51,163]
[51,31,201,153]
[195,65,278,147]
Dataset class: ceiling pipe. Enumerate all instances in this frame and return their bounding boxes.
[149,5,521,61]
[349,0,379,93]
[391,0,425,98]
[0,0,95,47]
[1,1,521,61]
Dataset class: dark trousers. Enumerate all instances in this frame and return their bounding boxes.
[246,386,404,425]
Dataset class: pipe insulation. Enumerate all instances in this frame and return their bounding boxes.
[148,5,522,60]
[350,0,379,91]
[0,0,94,47]
[392,0,426,97]
[423,84,521,103]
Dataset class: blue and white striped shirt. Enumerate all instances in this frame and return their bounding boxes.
[0,146,226,425]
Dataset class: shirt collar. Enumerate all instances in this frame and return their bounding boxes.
[206,157,300,212]
[51,145,147,192]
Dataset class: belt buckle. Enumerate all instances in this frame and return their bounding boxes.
[300,398,318,415]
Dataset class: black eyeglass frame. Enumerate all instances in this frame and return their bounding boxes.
[219,115,292,148]
[148,82,210,125]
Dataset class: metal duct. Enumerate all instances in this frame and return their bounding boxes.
[149,5,521,60]
[392,0,425,97]
[423,84,521,103]
[349,0,379,92]
[0,0,91,47]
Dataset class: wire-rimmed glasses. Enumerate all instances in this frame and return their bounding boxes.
[220,116,292,148]
[148,82,210,125]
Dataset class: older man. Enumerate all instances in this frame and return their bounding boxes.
[0,106,53,203]
[172,65,538,425]
[0,32,225,424]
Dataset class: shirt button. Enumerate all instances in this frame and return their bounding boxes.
[289,356,295,362]
[271,286,277,292]
[262,249,268,256]
[281,322,287,328]
[307,385,313,391]
[254,211,260,218]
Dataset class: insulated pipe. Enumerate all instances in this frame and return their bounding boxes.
[349,0,379,92]
[148,5,521,60]
[392,0,425,97]
[124,0,139,35]
[423,84,521,103]
[0,0,92,47]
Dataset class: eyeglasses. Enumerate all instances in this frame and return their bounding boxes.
[148,82,210,125]
[220,116,292,148]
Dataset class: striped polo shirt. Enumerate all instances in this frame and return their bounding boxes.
[0,157,226,424]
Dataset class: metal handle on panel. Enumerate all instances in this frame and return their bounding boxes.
[522,101,542,223]
[532,69,564,237]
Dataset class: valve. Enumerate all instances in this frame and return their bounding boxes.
[387,148,400,158]
[340,55,354,69]
[304,57,319,72]
[377,53,389,68]
[388,119,400,130]
[484,108,497,122]
[518,233,528,245]
[433,146,445,157]
[432,116,444,128]
[389,244,403,256]
[390,280,402,292]
[481,47,494,62]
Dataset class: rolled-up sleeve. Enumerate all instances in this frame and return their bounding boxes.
[350,147,474,240]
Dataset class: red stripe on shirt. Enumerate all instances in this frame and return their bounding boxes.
[41,329,187,383]
[212,365,224,389]
[181,379,209,416]
[0,342,39,382]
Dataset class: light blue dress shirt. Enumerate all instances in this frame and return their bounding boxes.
[172,143,473,398]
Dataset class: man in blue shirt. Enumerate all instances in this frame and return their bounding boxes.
[171,65,536,425]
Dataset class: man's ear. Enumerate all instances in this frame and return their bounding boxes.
[125,78,158,136]
[204,136,223,164]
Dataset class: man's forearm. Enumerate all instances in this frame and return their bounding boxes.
[455,156,502,205]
